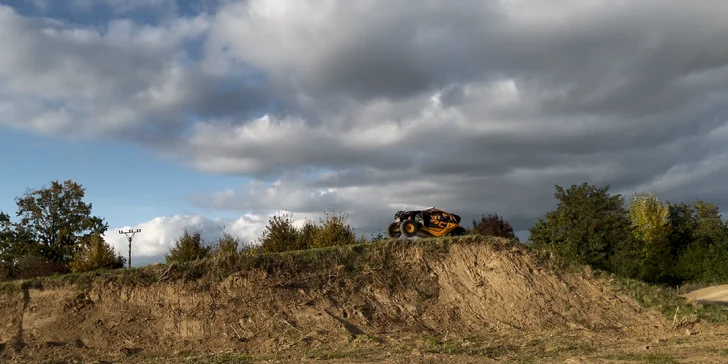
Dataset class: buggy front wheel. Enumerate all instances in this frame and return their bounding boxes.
[400,220,419,237]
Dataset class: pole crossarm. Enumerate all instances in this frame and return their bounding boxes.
[118,229,142,269]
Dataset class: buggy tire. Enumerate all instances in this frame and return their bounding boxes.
[449,227,466,236]
[400,220,419,238]
[386,222,402,238]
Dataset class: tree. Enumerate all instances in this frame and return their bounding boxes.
[211,231,242,256]
[627,191,673,282]
[13,180,107,264]
[667,202,697,258]
[308,209,357,249]
[165,229,211,264]
[69,233,126,273]
[673,200,728,283]
[529,183,637,275]
[259,212,303,253]
[470,213,516,239]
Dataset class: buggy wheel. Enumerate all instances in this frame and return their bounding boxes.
[449,227,466,236]
[386,222,402,238]
[400,220,419,238]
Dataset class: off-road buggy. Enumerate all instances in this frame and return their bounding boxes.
[386,207,467,238]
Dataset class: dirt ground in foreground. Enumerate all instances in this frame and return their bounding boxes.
[3,323,728,363]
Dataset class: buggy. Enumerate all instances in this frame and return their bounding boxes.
[386,207,467,238]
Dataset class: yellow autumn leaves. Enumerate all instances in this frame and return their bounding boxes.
[627,191,672,260]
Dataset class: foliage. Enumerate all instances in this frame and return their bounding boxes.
[309,209,358,249]
[672,200,728,284]
[469,213,516,239]
[69,233,126,273]
[211,231,242,256]
[165,229,211,264]
[259,212,305,253]
[259,209,360,253]
[11,180,108,264]
[627,191,673,282]
[297,218,322,250]
[529,183,638,276]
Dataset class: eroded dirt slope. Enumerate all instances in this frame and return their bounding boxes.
[0,237,673,363]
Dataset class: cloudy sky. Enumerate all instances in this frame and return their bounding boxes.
[1,0,727,266]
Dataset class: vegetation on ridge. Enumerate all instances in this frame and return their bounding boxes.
[2,178,728,307]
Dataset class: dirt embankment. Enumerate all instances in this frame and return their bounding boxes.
[0,238,673,363]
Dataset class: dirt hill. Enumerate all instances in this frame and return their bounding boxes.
[0,237,691,363]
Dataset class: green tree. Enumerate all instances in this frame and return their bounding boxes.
[211,231,241,256]
[667,202,697,258]
[259,212,303,253]
[308,209,357,249]
[529,183,637,275]
[470,213,516,239]
[69,233,126,273]
[165,229,211,263]
[627,191,673,282]
[674,200,728,283]
[297,218,321,249]
[13,180,107,264]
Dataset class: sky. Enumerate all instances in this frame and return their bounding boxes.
[1,0,728,266]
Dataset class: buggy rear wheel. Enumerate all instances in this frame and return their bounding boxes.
[386,222,402,238]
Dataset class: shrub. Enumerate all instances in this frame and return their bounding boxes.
[12,254,69,279]
[258,209,360,253]
[470,213,516,239]
[309,209,357,249]
[211,231,242,256]
[259,212,304,253]
[165,229,211,264]
[69,234,126,273]
[297,218,321,249]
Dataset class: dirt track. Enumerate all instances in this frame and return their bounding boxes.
[683,285,728,304]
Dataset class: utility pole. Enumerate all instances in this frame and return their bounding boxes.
[119,229,141,269]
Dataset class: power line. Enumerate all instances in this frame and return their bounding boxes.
[118,229,141,269]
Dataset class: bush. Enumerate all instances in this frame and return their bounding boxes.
[469,213,516,239]
[308,209,357,249]
[297,218,322,249]
[10,254,69,279]
[258,209,361,253]
[211,231,242,256]
[259,212,304,253]
[165,229,211,264]
[69,234,126,273]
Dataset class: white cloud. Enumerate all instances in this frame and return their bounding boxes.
[101,211,337,266]
[103,214,268,266]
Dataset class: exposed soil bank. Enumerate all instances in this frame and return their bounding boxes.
[0,237,673,363]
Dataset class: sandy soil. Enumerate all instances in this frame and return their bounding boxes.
[683,285,728,304]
